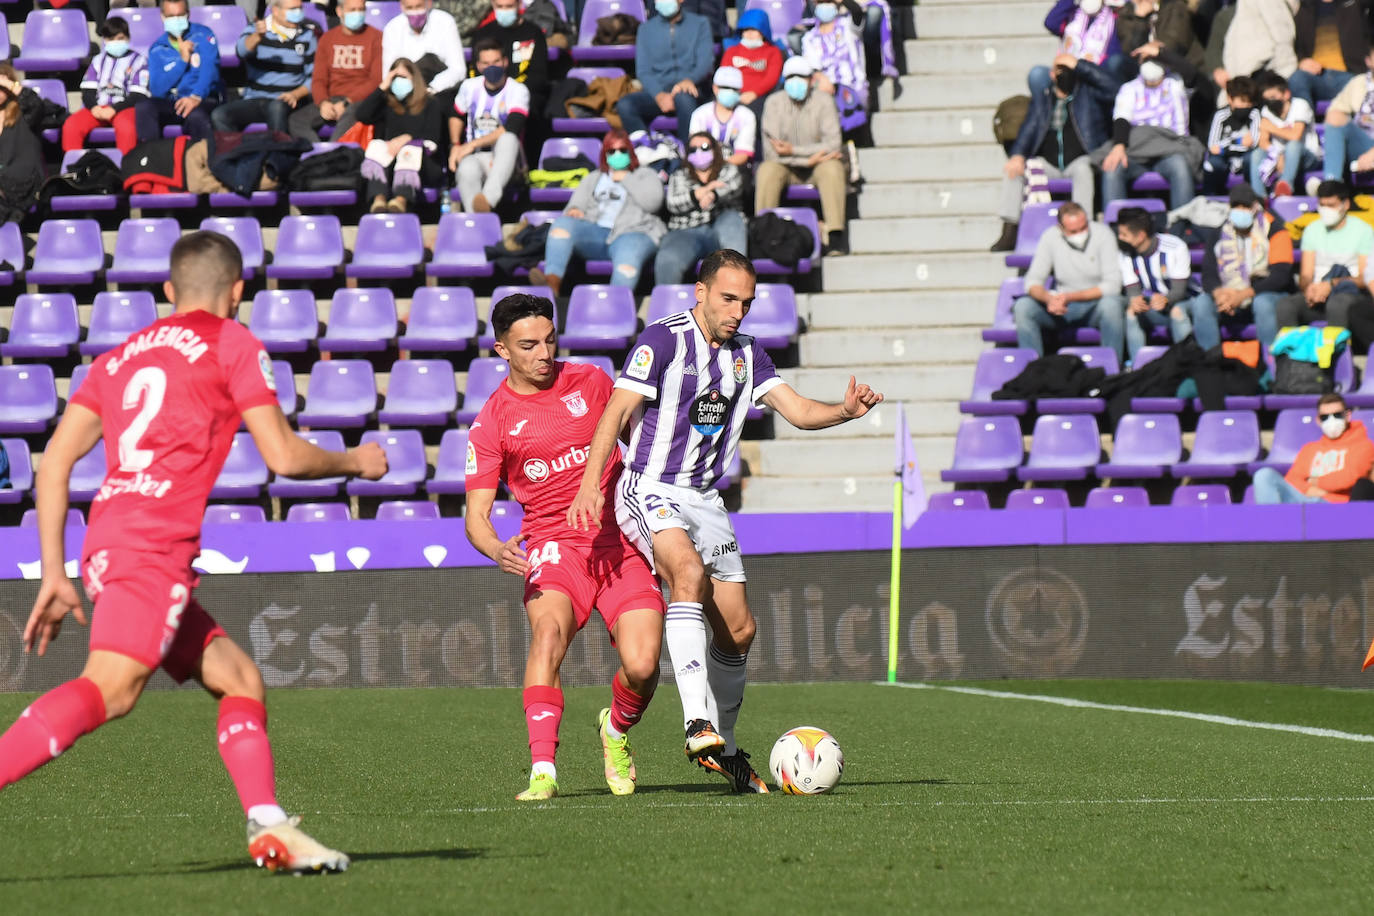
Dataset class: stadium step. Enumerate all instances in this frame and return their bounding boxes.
[871,108,999,147]
[913,1,1051,40]
[739,474,925,513]
[876,74,1031,111]
[857,144,1006,183]
[771,399,964,440]
[799,328,986,367]
[856,180,1002,219]
[755,436,955,479]
[849,215,1004,254]
[902,36,1059,76]
[804,290,996,331]
[822,252,1009,291]
[790,365,975,403]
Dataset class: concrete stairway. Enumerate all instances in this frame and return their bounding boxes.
[740,0,1054,512]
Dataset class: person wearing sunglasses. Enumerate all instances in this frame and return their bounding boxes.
[654,132,747,286]
[530,129,666,295]
[1253,393,1374,504]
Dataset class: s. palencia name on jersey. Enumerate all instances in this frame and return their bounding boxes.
[523,443,591,482]
[105,323,210,374]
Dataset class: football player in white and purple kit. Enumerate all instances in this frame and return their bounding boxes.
[449,36,529,213]
[568,249,883,792]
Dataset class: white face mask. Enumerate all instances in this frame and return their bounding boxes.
[1321,414,1348,439]
[1139,61,1165,85]
[1063,229,1090,249]
[1318,205,1346,227]
[1078,0,1103,14]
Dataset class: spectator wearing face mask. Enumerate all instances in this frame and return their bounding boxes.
[471,0,550,117]
[1202,75,1259,195]
[801,0,867,103]
[383,0,466,95]
[1114,206,1194,359]
[137,0,222,143]
[1253,394,1374,503]
[1252,69,1321,197]
[654,132,747,285]
[212,0,318,135]
[354,58,452,213]
[615,0,714,142]
[287,0,381,143]
[1099,54,1195,209]
[688,66,756,166]
[1274,179,1374,341]
[720,9,786,126]
[66,17,148,154]
[450,38,529,213]
[1319,47,1374,181]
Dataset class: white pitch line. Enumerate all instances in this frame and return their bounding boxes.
[885,681,1374,743]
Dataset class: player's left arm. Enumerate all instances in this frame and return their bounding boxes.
[25,404,103,655]
[762,375,884,431]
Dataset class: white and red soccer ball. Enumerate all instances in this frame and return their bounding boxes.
[769,726,844,795]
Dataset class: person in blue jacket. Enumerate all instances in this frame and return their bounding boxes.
[614,0,714,142]
[135,0,222,143]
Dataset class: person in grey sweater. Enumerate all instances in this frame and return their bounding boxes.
[1012,202,1128,360]
[530,129,667,295]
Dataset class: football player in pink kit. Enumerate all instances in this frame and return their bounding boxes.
[465,293,666,801]
[0,232,388,873]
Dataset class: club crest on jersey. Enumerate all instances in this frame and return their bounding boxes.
[524,458,550,482]
[258,350,277,392]
[627,345,654,380]
[561,390,588,417]
[733,355,746,384]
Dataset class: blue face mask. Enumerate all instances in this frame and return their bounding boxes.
[482,64,507,86]
[105,40,130,57]
[494,7,518,27]
[163,15,189,36]
[814,3,837,22]
[785,76,809,101]
[285,6,305,23]
[655,0,680,18]
[716,88,740,109]
[343,10,366,29]
[391,76,414,100]
[606,150,632,171]
[1229,208,1255,230]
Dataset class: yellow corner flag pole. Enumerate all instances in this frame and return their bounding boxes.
[888,478,901,683]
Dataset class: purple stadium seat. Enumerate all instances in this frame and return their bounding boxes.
[347,429,427,497]
[287,502,352,522]
[1005,202,1059,270]
[1034,345,1117,414]
[300,3,328,31]
[364,0,400,30]
[1247,408,1321,474]
[26,78,70,144]
[573,0,645,60]
[1132,345,1169,369]
[27,220,105,286]
[1005,488,1070,510]
[0,439,33,505]
[959,348,1036,415]
[0,15,9,60]
[940,415,1023,483]
[401,287,479,352]
[1059,345,1119,376]
[1084,486,1150,508]
[1170,410,1260,478]
[1126,345,1188,412]
[1263,346,1356,410]
[68,364,91,400]
[551,67,627,132]
[753,208,819,275]
[209,433,269,500]
[378,358,458,426]
[53,148,123,210]
[428,212,501,279]
[1131,171,1170,193]
[297,360,378,428]
[489,499,525,522]
[249,290,319,353]
[926,491,992,511]
[266,216,345,280]
[319,288,399,353]
[648,284,695,324]
[376,500,441,521]
[117,8,165,55]
[14,9,90,72]
[82,291,159,356]
[1095,413,1181,478]
[190,5,249,67]
[428,428,470,495]
[1268,196,1318,224]
[741,283,800,349]
[564,355,616,377]
[347,213,425,280]
[272,360,298,418]
[21,508,85,527]
[743,0,805,39]
[983,277,1025,345]
[200,217,265,279]
[0,221,22,285]
[204,505,267,524]
[1017,414,1101,482]
[520,209,563,228]
[1347,345,1374,408]
[1171,484,1232,506]
[562,285,637,350]
[105,218,181,285]
[1102,198,1166,225]
[2,294,80,358]
[531,138,603,204]
[69,442,108,502]
[481,286,557,349]
[457,357,511,424]
[269,431,347,499]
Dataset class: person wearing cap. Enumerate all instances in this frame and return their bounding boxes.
[688,66,757,166]
[1177,184,1293,351]
[1098,45,1194,210]
[756,56,849,256]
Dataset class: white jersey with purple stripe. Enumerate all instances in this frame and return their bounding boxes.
[81,49,151,107]
[454,75,530,143]
[688,102,757,159]
[615,310,784,490]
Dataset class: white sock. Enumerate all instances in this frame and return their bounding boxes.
[531,761,557,779]
[603,719,625,740]
[247,804,288,827]
[665,602,709,729]
[708,645,748,755]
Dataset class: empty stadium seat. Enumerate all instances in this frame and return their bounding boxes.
[959,348,1035,415]
[481,286,557,349]
[0,439,33,505]
[1268,196,1318,223]
[14,9,90,72]
[648,284,695,325]
[204,505,267,525]
[2,294,80,358]
[741,284,801,349]
[1084,486,1150,508]
[20,508,85,527]
[753,208,819,275]
[1005,202,1059,270]
[297,360,378,428]
[347,213,425,280]
[347,429,427,497]
[364,0,400,30]
[1095,413,1181,479]
[249,290,319,353]
[24,78,69,144]
[269,431,347,499]
[68,363,91,399]
[190,5,249,67]
[982,277,1024,344]
[28,220,104,286]
[743,0,805,39]
[0,221,23,286]
[82,292,158,356]
[272,360,298,418]
[941,415,1023,484]
[456,358,511,425]
[573,0,645,60]
[926,490,992,511]
[427,429,470,495]
[210,433,268,500]
[69,443,108,502]
[287,502,352,522]
[266,216,345,280]
[200,216,265,279]
[117,8,165,55]
[1017,414,1101,482]
[106,218,181,285]
[1005,488,1070,510]
[378,359,458,426]
[0,366,58,434]
[400,287,479,352]
[530,138,602,205]
[1170,411,1260,478]
[1248,408,1321,474]
[319,288,399,353]
[564,355,616,377]
[428,212,501,279]
[1171,484,1232,506]
[376,500,441,521]
[561,285,637,350]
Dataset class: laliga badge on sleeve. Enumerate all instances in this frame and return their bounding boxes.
[627,345,654,380]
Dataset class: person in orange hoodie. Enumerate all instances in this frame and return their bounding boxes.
[1253,393,1374,503]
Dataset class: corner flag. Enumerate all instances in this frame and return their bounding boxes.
[888,404,925,683]
[894,403,927,527]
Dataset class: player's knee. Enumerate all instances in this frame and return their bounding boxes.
[664,563,707,602]
[223,661,265,703]
[719,614,757,652]
[529,616,571,658]
[621,653,660,690]
[92,678,143,720]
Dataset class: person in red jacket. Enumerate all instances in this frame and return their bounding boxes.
[1254,394,1374,503]
[720,8,784,126]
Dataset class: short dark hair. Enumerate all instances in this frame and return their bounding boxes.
[698,248,755,287]
[1255,70,1288,96]
[1114,206,1155,237]
[472,37,506,58]
[169,230,242,302]
[99,17,130,40]
[1226,75,1256,102]
[1317,179,1353,202]
[1319,392,1348,411]
[491,292,554,339]
[1056,201,1086,224]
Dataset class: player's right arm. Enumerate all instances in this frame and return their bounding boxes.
[567,386,644,530]
[241,404,388,480]
[463,487,529,576]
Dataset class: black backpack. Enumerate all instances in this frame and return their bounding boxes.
[748,212,815,268]
[285,146,364,192]
[39,149,124,208]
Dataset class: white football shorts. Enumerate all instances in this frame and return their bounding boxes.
[615,470,746,583]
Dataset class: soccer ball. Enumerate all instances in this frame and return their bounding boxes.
[769,726,844,795]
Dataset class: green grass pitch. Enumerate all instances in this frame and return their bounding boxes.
[4,679,1374,914]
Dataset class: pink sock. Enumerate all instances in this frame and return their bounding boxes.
[522,686,563,767]
[217,697,277,816]
[0,678,106,789]
[610,675,653,735]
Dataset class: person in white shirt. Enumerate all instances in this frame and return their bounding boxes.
[1251,70,1321,197]
[688,66,756,166]
[450,38,530,213]
[382,0,465,94]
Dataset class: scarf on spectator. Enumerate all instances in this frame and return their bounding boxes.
[802,17,867,99]
[1215,214,1271,290]
[1061,8,1116,64]
[1023,157,1053,206]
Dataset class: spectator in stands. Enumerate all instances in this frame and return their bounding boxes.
[992,53,1118,252]
[1287,0,1370,108]
[1214,0,1298,91]
[1099,54,1196,209]
[689,66,756,166]
[1202,75,1259,195]
[383,0,467,95]
[1254,394,1374,503]
[1274,180,1374,337]
[684,0,731,42]
[1013,201,1127,359]
[288,0,381,142]
[654,132,748,285]
[137,0,221,144]
[529,129,666,294]
[1181,184,1293,350]
[1115,0,1206,74]
[1251,70,1321,196]
[801,0,867,106]
[470,0,549,131]
[212,0,318,135]
[788,1,898,89]
[1115,206,1194,358]
[1320,47,1374,180]
[616,0,714,142]
[0,68,44,224]
[354,58,452,213]
[756,57,850,256]
[1031,0,1127,95]
[65,18,149,155]
[450,38,528,213]
[721,9,786,126]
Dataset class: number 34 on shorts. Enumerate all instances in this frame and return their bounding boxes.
[527,541,562,583]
